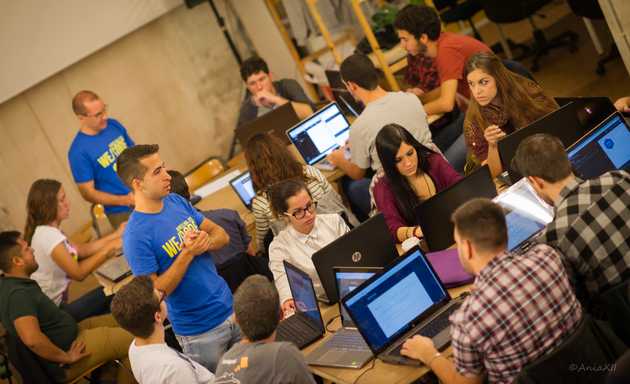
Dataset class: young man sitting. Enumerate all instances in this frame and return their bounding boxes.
[394,5,492,170]
[215,275,315,384]
[512,133,630,302]
[400,199,582,384]
[0,231,134,383]
[111,275,214,384]
[237,56,314,127]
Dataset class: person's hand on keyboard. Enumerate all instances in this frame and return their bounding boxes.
[400,335,438,365]
[281,299,296,319]
[326,147,346,167]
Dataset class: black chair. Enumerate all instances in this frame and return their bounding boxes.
[6,332,54,384]
[503,58,536,81]
[479,0,579,72]
[567,0,620,75]
[433,0,484,41]
[608,349,630,384]
[516,315,626,384]
[592,279,630,347]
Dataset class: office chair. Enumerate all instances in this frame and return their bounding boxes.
[593,279,630,347]
[479,0,579,72]
[433,0,484,41]
[184,157,226,192]
[567,0,620,75]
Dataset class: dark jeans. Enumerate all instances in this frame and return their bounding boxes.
[60,287,112,322]
[432,110,466,174]
[341,176,372,222]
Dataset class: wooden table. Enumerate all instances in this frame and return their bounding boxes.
[304,284,471,384]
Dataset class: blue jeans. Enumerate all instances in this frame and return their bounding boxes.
[444,133,467,174]
[341,176,372,222]
[175,315,241,373]
[432,110,466,174]
[60,287,112,322]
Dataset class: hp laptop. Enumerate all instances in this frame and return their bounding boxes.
[493,178,554,252]
[567,112,630,179]
[325,70,364,117]
[286,102,351,167]
[305,267,380,368]
[415,166,497,251]
[236,102,299,147]
[342,246,465,366]
[276,261,325,349]
[97,255,131,282]
[312,213,398,303]
[229,171,256,210]
[499,98,616,183]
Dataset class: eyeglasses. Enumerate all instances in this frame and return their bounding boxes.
[157,289,167,304]
[83,104,108,119]
[285,201,317,220]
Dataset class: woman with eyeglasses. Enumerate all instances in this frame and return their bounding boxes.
[25,178,125,322]
[245,132,354,252]
[372,124,462,242]
[268,179,349,317]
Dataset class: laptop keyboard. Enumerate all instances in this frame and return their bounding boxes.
[276,315,319,349]
[391,304,460,356]
[325,329,369,351]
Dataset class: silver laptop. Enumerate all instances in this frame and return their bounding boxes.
[305,267,379,368]
[96,255,131,282]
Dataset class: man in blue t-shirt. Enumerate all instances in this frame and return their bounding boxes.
[67,90,135,228]
[117,144,238,373]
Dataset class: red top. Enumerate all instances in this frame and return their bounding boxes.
[434,32,491,99]
[372,153,463,238]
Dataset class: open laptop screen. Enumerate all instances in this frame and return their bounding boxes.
[343,249,447,353]
[567,112,630,179]
[285,262,324,333]
[229,171,255,208]
[334,269,379,328]
[287,102,350,165]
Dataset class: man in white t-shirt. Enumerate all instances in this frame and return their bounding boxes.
[111,276,214,384]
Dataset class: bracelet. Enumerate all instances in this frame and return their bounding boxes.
[426,352,442,369]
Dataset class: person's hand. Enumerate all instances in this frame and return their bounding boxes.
[106,238,123,258]
[326,147,346,166]
[64,340,90,365]
[407,87,425,97]
[614,96,630,113]
[183,230,210,257]
[253,90,284,108]
[281,299,296,317]
[122,193,135,207]
[400,335,437,364]
[483,125,506,147]
[114,221,127,237]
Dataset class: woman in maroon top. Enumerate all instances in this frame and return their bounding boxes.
[372,124,462,242]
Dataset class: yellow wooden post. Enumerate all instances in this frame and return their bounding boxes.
[305,0,343,64]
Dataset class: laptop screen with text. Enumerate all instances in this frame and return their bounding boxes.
[229,172,255,208]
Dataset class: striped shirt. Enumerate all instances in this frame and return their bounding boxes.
[449,244,582,383]
[252,165,334,250]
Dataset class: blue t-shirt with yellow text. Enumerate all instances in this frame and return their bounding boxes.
[123,194,233,336]
[67,118,134,214]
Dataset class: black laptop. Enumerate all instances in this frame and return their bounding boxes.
[305,267,379,368]
[275,261,325,349]
[235,102,299,147]
[499,98,616,183]
[228,171,255,210]
[312,213,398,304]
[342,246,465,366]
[415,165,497,251]
[325,70,364,117]
[566,112,630,179]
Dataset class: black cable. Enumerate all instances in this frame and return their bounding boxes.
[353,358,376,384]
[325,314,341,333]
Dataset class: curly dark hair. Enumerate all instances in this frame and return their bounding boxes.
[394,4,441,41]
[240,56,269,81]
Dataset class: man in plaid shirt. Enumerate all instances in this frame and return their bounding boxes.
[400,198,582,384]
[512,134,630,302]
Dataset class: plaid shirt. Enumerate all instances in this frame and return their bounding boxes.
[404,54,439,92]
[449,244,582,384]
[538,171,630,301]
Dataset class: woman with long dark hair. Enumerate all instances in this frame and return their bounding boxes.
[25,179,124,321]
[464,52,558,176]
[373,124,462,242]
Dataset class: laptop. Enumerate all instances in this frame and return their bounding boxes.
[499,98,616,183]
[342,246,465,366]
[312,213,398,304]
[567,112,630,179]
[286,102,351,167]
[554,96,616,128]
[305,267,379,368]
[415,166,497,251]
[236,102,299,147]
[96,255,131,282]
[492,178,554,252]
[229,171,256,209]
[275,261,325,349]
[325,70,364,117]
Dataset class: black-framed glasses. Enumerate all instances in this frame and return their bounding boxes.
[157,289,167,304]
[285,201,317,220]
[83,104,108,119]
